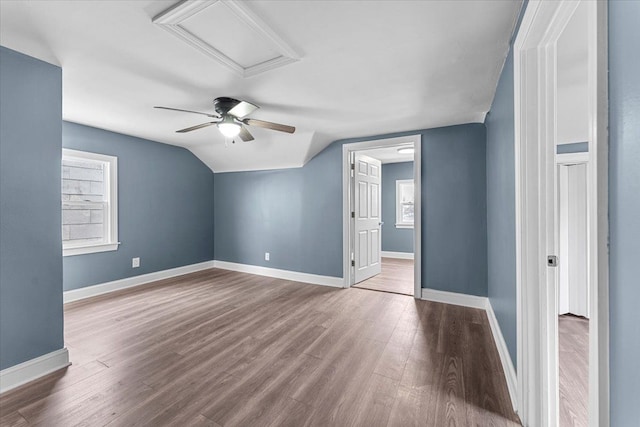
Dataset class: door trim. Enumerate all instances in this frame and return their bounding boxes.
[557,152,590,165]
[514,0,609,425]
[342,135,422,298]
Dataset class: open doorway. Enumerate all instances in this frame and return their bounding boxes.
[514,0,608,426]
[342,135,421,298]
[352,145,414,295]
[556,3,591,425]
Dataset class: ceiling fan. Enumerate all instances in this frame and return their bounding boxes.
[154,97,295,142]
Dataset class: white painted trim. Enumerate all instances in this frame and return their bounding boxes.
[342,135,422,299]
[63,259,342,304]
[420,288,487,310]
[62,148,118,257]
[0,348,70,394]
[514,1,609,425]
[588,1,610,424]
[63,242,121,257]
[413,140,422,299]
[381,251,414,260]
[486,300,518,411]
[153,0,300,78]
[212,261,343,288]
[63,261,216,303]
[515,2,571,423]
[557,152,590,164]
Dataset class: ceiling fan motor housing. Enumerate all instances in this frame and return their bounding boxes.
[213,97,240,115]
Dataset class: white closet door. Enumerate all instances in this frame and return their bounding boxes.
[558,163,589,318]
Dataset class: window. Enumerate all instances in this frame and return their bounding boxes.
[62,149,119,256]
[396,179,414,228]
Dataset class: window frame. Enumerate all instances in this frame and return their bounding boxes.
[62,148,119,256]
[395,179,415,229]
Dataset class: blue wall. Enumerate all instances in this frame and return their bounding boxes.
[608,1,640,424]
[485,1,527,368]
[557,141,588,154]
[381,162,414,253]
[0,47,64,370]
[215,124,488,296]
[486,48,518,366]
[422,125,487,295]
[214,142,343,277]
[62,122,215,291]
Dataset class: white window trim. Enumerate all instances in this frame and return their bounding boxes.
[395,179,414,229]
[62,149,120,257]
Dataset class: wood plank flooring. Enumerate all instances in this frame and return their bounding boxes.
[0,268,520,427]
[353,258,414,296]
[558,315,589,427]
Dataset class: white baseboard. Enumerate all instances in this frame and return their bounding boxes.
[485,300,518,411]
[421,287,488,309]
[421,288,517,411]
[381,251,414,260]
[0,348,70,394]
[63,259,341,304]
[63,260,216,304]
[213,260,343,288]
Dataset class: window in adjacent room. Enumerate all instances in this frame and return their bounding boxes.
[62,149,119,256]
[396,179,414,228]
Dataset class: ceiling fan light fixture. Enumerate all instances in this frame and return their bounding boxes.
[397,147,415,154]
[217,116,241,138]
[157,97,295,139]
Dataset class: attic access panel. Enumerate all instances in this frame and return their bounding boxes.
[153,0,300,77]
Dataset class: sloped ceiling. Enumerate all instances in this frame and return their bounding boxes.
[0,0,522,172]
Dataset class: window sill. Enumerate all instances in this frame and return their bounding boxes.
[63,242,120,257]
[395,224,414,229]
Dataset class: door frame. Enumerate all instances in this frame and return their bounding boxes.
[342,135,422,298]
[514,1,609,426]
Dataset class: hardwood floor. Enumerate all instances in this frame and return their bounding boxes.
[0,268,520,426]
[558,314,589,427]
[353,257,414,295]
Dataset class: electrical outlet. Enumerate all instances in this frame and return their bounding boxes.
[132,257,140,268]
[265,252,270,261]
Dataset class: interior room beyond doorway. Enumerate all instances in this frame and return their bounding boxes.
[353,257,414,295]
[349,143,415,296]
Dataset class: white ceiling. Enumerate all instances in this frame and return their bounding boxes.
[0,0,522,172]
[557,1,589,144]
[360,144,415,164]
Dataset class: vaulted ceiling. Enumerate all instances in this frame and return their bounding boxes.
[0,0,522,172]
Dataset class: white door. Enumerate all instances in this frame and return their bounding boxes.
[558,163,589,317]
[353,154,382,284]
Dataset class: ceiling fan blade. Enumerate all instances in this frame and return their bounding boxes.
[238,126,254,142]
[243,118,295,134]
[176,122,218,133]
[228,100,259,118]
[155,106,219,118]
